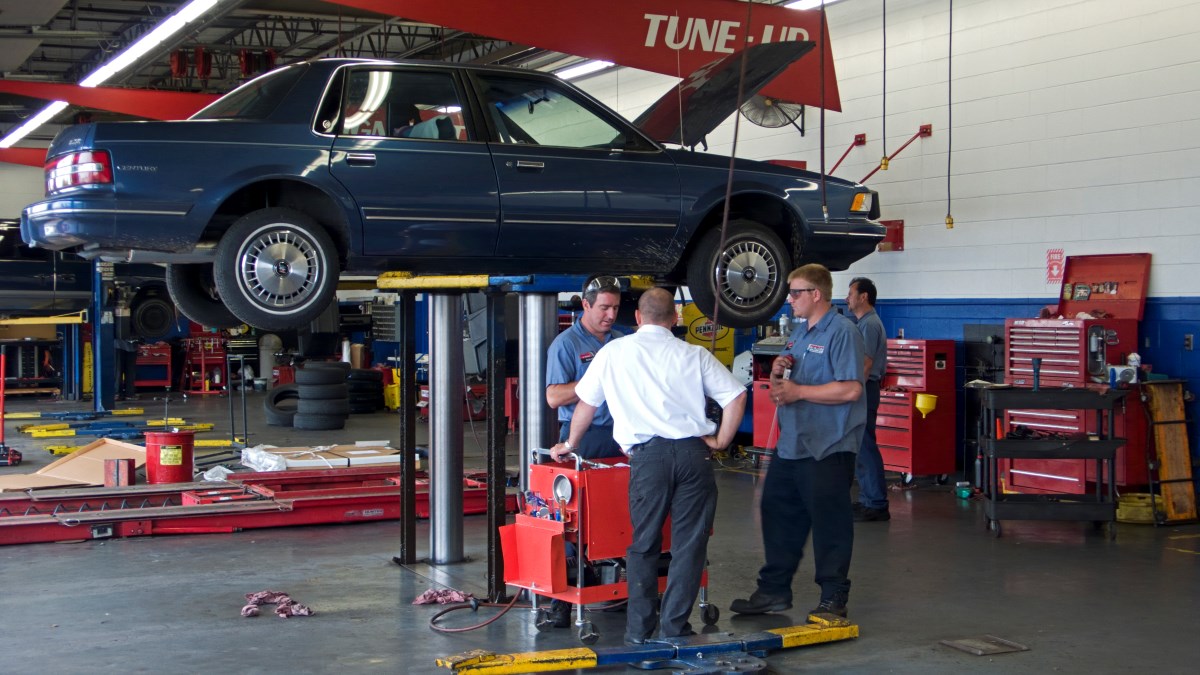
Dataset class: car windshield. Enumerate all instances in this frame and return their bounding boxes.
[191,64,308,120]
[476,74,650,151]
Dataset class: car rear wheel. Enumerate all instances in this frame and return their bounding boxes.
[685,220,790,328]
[214,208,339,332]
[130,285,177,339]
[165,263,241,329]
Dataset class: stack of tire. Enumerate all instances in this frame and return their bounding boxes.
[294,361,352,430]
[347,368,385,414]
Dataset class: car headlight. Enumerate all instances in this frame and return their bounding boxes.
[850,192,873,213]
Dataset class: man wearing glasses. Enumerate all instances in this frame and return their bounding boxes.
[546,275,627,460]
[731,263,866,620]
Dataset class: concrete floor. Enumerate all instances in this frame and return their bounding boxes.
[2,391,1197,674]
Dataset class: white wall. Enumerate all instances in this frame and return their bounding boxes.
[0,163,44,219]
[578,0,1200,299]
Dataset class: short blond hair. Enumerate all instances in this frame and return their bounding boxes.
[788,264,833,302]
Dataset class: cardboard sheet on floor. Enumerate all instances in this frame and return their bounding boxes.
[327,445,400,467]
[0,438,146,492]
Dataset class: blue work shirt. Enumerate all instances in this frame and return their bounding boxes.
[776,309,867,461]
[546,320,622,425]
[854,308,888,382]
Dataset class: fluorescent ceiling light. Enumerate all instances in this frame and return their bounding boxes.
[785,0,846,9]
[556,60,614,81]
[0,0,225,148]
[0,101,68,149]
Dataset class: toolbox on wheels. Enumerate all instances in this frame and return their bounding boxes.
[499,455,717,644]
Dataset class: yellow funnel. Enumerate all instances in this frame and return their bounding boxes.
[915,393,938,418]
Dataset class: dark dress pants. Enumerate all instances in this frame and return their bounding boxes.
[625,437,716,642]
[755,451,855,603]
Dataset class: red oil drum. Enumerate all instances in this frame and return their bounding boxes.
[144,430,195,484]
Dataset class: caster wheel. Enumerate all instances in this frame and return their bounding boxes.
[578,621,599,645]
[701,603,720,626]
[989,519,1002,538]
[535,608,554,632]
[901,472,916,487]
[935,474,950,486]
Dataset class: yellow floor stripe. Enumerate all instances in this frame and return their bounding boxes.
[436,648,597,673]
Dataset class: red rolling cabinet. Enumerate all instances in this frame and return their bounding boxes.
[876,339,957,478]
[1001,253,1151,494]
[749,337,788,449]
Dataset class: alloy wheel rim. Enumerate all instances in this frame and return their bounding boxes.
[239,228,321,309]
[717,240,777,306]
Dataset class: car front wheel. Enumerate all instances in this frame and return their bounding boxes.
[685,220,790,328]
[214,208,339,332]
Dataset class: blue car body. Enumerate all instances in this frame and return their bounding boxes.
[22,57,883,330]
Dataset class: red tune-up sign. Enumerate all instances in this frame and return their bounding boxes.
[327,0,841,110]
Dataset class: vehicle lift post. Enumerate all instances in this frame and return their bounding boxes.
[91,261,117,412]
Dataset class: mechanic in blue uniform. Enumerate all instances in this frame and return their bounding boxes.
[847,277,890,521]
[545,275,626,460]
[731,263,866,619]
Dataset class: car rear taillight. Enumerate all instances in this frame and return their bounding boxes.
[45,150,113,193]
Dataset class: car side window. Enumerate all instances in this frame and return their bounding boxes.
[339,69,468,141]
[474,74,650,151]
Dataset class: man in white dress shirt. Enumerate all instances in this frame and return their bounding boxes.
[551,287,746,645]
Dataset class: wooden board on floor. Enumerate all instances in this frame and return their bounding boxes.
[1142,381,1197,522]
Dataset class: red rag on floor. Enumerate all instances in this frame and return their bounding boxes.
[242,590,315,618]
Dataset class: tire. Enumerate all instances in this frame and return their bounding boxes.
[295,367,347,386]
[166,263,240,329]
[130,286,176,339]
[264,384,301,427]
[293,412,346,431]
[213,207,340,332]
[347,368,384,381]
[685,220,790,329]
[298,397,349,415]
[348,402,378,415]
[298,383,349,400]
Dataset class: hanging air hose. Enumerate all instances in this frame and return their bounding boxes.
[880,0,889,170]
[946,0,955,229]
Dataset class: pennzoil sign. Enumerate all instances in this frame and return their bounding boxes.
[688,316,730,342]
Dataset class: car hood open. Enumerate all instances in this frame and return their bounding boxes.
[632,40,815,148]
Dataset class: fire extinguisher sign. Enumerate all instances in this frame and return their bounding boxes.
[1046,248,1065,284]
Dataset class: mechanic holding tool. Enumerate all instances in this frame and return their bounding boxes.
[551,287,747,646]
[730,264,866,620]
[546,275,626,460]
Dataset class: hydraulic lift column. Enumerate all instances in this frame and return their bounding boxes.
[91,261,116,412]
[429,292,465,564]
[518,294,558,491]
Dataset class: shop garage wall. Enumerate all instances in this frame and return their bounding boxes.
[577,0,1200,454]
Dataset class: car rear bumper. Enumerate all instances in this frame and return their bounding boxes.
[22,196,195,253]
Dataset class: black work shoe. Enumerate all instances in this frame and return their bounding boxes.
[854,506,891,522]
[730,591,792,615]
[549,599,571,628]
[808,595,848,618]
[852,502,867,514]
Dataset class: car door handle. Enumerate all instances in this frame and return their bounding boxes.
[514,160,545,170]
[346,153,377,167]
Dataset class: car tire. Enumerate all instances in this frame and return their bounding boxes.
[130,286,176,339]
[685,220,790,329]
[166,263,241,329]
[213,207,340,332]
[293,412,347,431]
[264,384,301,427]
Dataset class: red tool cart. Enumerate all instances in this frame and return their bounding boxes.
[876,339,957,483]
[179,336,226,395]
[499,455,718,644]
[1001,253,1151,494]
